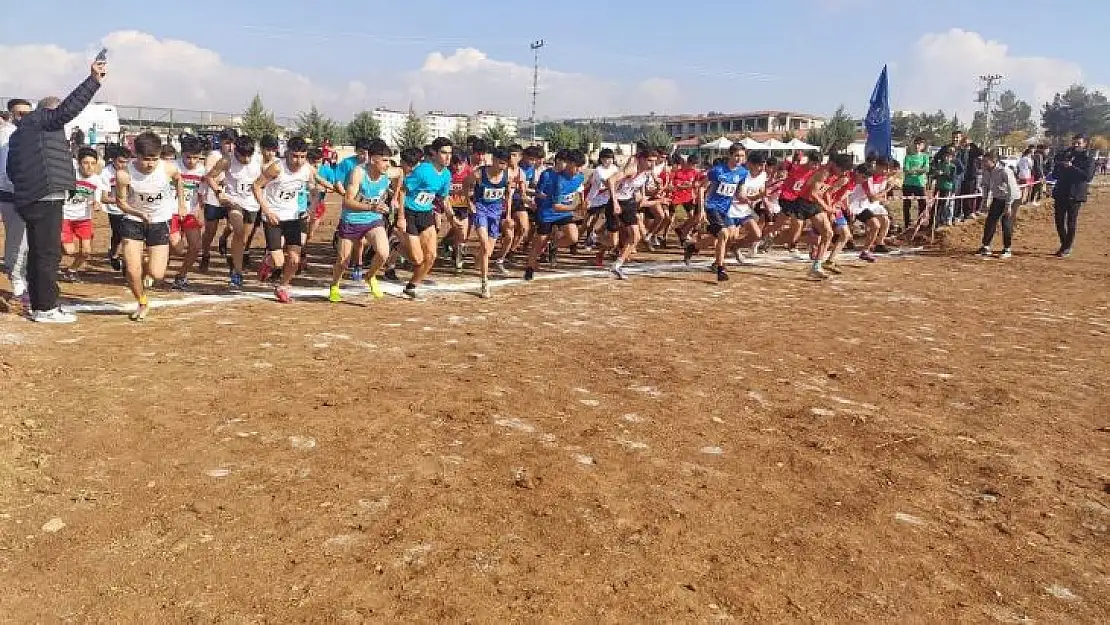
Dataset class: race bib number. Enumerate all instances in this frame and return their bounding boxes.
[66,188,92,205]
[137,191,164,205]
[413,191,435,206]
[450,183,464,194]
[715,182,738,197]
[482,187,505,202]
[556,191,580,207]
[358,191,384,207]
[276,189,299,202]
[791,180,806,192]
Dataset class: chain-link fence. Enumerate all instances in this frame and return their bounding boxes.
[1,97,295,133]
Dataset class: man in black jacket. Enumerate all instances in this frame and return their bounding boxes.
[6,59,105,322]
[1052,134,1096,257]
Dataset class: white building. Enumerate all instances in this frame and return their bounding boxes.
[372,108,409,148]
[424,112,469,140]
[469,111,518,139]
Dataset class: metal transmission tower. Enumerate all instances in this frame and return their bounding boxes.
[976,74,1004,145]
[530,39,545,145]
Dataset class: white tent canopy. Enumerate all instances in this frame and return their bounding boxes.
[739,137,769,150]
[700,137,734,150]
[786,138,820,150]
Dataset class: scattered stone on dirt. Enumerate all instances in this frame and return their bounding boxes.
[41,518,65,533]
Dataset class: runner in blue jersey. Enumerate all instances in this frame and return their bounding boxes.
[524,149,586,281]
[683,144,748,282]
[395,137,453,299]
[462,147,514,298]
[328,139,397,303]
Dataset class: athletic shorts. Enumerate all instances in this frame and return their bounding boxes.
[856,209,875,223]
[792,201,821,220]
[170,214,202,234]
[605,199,640,232]
[337,219,383,241]
[834,214,849,228]
[587,200,612,216]
[238,209,259,225]
[537,215,574,235]
[61,219,94,244]
[706,209,729,237]
[511,197,532,215]
[452,207,470,221]
[264,219,304,251]
[204,203,227,222]
[121,219,171,246]
[471,211,502,240]
[731,215,755,227]
[672,202,697,216]
[404,209,436,235]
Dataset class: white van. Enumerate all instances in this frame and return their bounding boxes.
[64,103,121,146]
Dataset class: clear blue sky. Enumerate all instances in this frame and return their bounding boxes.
[3,0,1105,118]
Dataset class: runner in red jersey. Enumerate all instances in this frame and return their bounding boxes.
[766,151,820,254]
[445,153,473,271]
[671,154,704,244]
[796,153,854,279]
[820,167,857,274]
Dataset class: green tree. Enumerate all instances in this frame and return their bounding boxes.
[968,110,989,145]
[1041,84,1110,140]
[296,104,344,144]
[394,109,428,152]
[240,94,280,140]
[781,131,797,143]
[808,105,855,153]
[545,123,581,152]
[578,124,603,153]
[345,111,381,146]
[482,121,513,147]
[991,90,1035,138]
[448,128,469,147]
[640,125,673,151]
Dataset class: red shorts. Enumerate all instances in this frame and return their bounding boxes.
[312,201,326,221]
[170,214,202,234]
[61,219,94,244]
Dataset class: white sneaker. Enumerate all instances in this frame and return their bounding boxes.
[31,308,77,324]
[1000,249,1012,259]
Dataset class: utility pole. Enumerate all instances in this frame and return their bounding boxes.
[976,74,1003,146]
[530,39,545,145]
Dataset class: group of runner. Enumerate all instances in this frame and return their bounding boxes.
[54,131,913,320]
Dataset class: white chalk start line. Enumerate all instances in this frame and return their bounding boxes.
[65,247,923,314]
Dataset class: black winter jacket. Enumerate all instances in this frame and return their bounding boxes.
[6,76,100,208]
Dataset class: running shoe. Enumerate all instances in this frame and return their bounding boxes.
[383,268,400,282]
[844,240,856,251]
[494,259,508,276]
[808,264,828,280]
[824,261,843,275]
[109,256,123,272]
[873,244,892,254]
[350,265,364,281]
[257,257,273,283]
[717,266,729,282]
[645,236,656,252]
[683,243,697,265]
[367,275,384,299]
[328,284,342,303]
[423,278,438,287]
[479,280,492,299]
[171,276,189,291]
[229,271,243,292]
[402,283,419,300]
[1000,248,1012,259]
[978,246,992,257]
[1056,248,1072,258]
[197,254,209,273]
[611,264,628,280]
[859,251,877,263]
[275,285,292,303]
[523,267,535,281]
[129,302,149,322]
[32,308,77,324]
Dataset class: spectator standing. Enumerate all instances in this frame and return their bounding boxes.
[1051,134,1096,257]
[958,135,984,219]
[978,152,1021,258]
[5,59,104,323]
[1,99,32,307]
[70,127,85,156]
[87,125,98,148]
[1016,148,1034,205]
[1030,145,1047,205]
[901,137,930,229]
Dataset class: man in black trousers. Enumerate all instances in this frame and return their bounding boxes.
[5,58,105,322]
[1051,134,1096,258]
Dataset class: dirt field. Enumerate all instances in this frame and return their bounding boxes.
[1,193,1108,623]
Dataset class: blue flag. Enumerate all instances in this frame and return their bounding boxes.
[864,65,892,160]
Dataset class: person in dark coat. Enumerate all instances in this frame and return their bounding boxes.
[5,58,104,322]
[1051,134,1096,257]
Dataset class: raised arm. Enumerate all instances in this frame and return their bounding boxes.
[38,61,105,132]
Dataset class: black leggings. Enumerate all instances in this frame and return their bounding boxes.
[108,213,125,256]
[902,186,927,228]
[981,198,1015,250]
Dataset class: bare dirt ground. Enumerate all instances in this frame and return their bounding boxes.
[1,192,1108,623]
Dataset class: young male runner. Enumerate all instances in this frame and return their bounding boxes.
[683,144,747,282]
[464,147,513,298]
[671,154,703,244]
[498,145,543,266]
[328,139,395,303]
[581,147,618,248]
[253,136,327,302]
[198,129,237,273]
[445,153,473,271]
[114,132,186,321]
[604,146,659,279]
[852,159,892,261]
[328,139,371,277]
[169,136,206,290]
[819,164,857,274]
[523,149,586,281]
[60,147,107,282]
[204,136,262,291]
[728,151,767,263]
[395,137,453,299]
[795,153,854,278]
[98,143,131,271]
